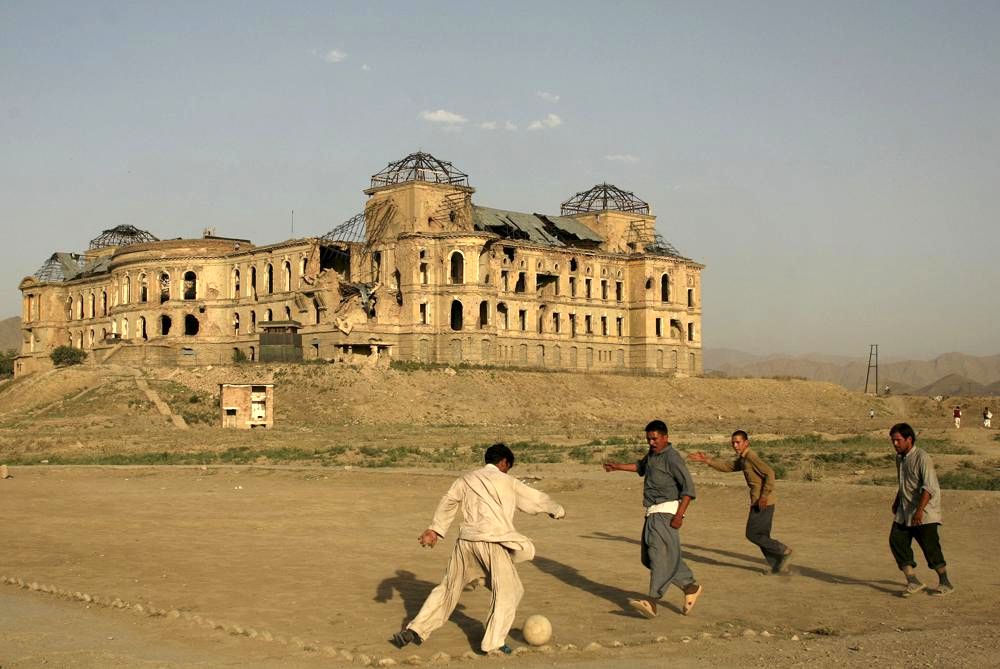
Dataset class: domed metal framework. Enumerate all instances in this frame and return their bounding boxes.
[33,253,84,282]
[560,183,650,216]
[88,224,159,250]
[370,151,469,188]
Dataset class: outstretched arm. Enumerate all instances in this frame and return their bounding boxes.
[603,462,638,473]
[514,479,565,519]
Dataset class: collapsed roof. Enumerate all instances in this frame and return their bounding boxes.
[472,206,603,248]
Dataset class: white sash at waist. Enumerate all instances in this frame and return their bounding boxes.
[645,500,679,516]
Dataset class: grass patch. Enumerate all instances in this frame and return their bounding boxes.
[937,471,1000,491]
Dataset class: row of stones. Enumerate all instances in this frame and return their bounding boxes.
[0,574,786,664]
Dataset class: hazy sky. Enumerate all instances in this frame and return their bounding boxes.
[2,1,998,359]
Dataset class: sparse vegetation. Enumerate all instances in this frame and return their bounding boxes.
[0,348,16,377]
[50,346,87,367]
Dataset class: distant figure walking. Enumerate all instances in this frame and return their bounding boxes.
[984,407,992,429]
[869,408,875,420]
[690,431,793,574]
[889,422,954,597]
[953,406,962,429]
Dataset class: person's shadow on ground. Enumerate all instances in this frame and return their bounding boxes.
[530,554,672,616]
[582,531,898,594]
[374,569,484,648]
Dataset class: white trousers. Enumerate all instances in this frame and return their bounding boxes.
[408,539,524,652]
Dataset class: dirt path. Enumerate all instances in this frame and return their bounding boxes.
[2,460,998,668]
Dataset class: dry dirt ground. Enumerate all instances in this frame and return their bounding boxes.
[1,365,999,668]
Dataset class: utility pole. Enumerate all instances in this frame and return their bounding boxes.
[864,344,879,395]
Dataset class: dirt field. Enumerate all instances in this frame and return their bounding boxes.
[2,366,999,667]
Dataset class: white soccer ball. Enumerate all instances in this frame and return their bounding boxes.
[522,614,552,646]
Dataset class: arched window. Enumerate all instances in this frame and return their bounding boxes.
[264,309,272,322]
[233,312,240,334]
[89,293,96,318]
[139,273,148,302]
[300,256,307,278]
[184,314,199,335]
[660,274,670,302]
[159,273,170,303]
[449,251,464,284]
[77,295,84,319]
[122,318,129,339]
[250,267,257,297]
[121,276,131,304]
[101,290,107,316]
[283,261,291,291]
[250,310,257,332]
[233,268,241,298]
[160,315,172,335]
[284,305,291,320]
[450,300,463,331]
[496,302,509,329]
[183,271,197,300]
[479,301,489,328]
[89,329,95,346]
[265,264,274,294]
[138,316,147,340]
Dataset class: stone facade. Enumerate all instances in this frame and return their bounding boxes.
[16,152,703,377]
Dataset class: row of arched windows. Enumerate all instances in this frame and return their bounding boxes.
[231,258,302,299]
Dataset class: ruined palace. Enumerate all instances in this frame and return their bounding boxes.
[16,152,703,377]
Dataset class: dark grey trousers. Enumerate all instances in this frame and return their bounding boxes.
[746,505,788,570]
[641,513,696,599]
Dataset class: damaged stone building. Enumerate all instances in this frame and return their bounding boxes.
[16,152,703,377]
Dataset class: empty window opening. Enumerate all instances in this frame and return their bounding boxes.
[601,316,608,336]
[450,300,464,331]
[250,310,257,333]
[535,273,559,298]
[233,312,240,334]
[264,308,272,322]
[655,318,662,337]
[687,288,694,308]
[569,314,577,337]
[501,270,509,291]
[479,301,489,328]
[122,318,129,339]
[449,252,465,284]
[420,302,428,324]
[318,245,351,281]
[89,329,95,346]
[420,262,429,284]
[265,264,274,294]
[313,297,322,324]
[283,261,292,291]
[101,291,108,315]
[183,271,197,300]
[372,251,382,283]
[552,312,561,333]
[616,281,623,301]
[249,345,256,362]
[184,314,200,336]
[585,278,592,299]
[502,246,516,262]
[138,317,147,340]
[585,315,593,334]
[514,272,526,293]
[688,322,695,341]
[660,274,670,302]
[160,315,172,335]
[601,280,608,300]
[250,267,257,297]
[284,305,291,320]
[616,317,623,337]
[139,274,148,302]
[670,318,683,339]
[570,258,578,272]
[537,309,545,334]
[233,269,241,297]
[497,303,509,329]
[569,276,577,297]
[121,276,131,304]
[645,277,653,291]
[518,309,527,331]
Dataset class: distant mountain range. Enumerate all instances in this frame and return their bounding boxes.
[704,349,1000,397]
[0,317,20,352]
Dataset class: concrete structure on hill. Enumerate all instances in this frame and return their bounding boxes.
[16,152,704,377]
[220,383,274,429]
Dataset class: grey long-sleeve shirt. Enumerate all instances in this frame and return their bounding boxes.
[636,445,697,508]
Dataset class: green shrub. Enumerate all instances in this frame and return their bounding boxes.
[0,348,16,377]
[51,346,87,367]
[232,348,248,363]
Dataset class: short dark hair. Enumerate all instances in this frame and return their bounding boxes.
[732,430,749,441]
[485,443,515,467]
[644,419,669,435]
[889,422,916,443]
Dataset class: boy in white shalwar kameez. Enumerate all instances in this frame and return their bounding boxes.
[391,443,565,654]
